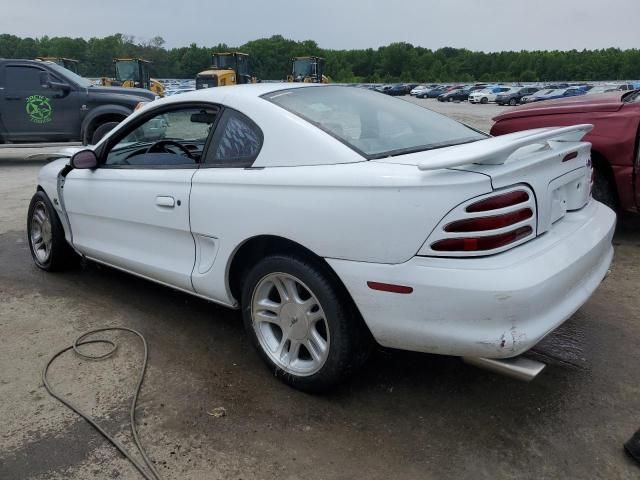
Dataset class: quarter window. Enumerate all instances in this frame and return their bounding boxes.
[204,109,263,167]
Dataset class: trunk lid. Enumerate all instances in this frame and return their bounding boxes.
[376,125,594,236]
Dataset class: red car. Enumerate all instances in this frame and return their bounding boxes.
[491,90,640,212]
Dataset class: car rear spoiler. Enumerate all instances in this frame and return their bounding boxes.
[417,124,593,171]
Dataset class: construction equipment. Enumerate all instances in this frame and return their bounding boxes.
[287,56,329,83]
[195,52,254,89]
[101,58,165,97]
[36,57,79,74]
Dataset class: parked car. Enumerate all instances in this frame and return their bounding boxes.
[383,84,406,96]
[424,86,449,98]
[438,87,473,102]
[495,87,540,106]
[410,85,430,96]
[468,86,511,104]
[522,88,586,103]
[29,84,614,391]
[586,84,625,95]
[491,89,640,212]
[520,89,555,104]
[0,59,155,145]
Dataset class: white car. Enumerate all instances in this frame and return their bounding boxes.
[410,85,430,96]
[29,84,615,391]
[469,86,511,104]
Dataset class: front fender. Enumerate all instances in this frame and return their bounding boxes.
[37,158,74,243]
[80,104,132,144]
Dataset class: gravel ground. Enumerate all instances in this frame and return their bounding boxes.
[1,100,640,480]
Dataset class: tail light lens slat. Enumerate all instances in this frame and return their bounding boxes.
[466,191,529,213]
[444,208,533,233]
[432,226,533,252]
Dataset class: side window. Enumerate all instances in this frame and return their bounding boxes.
[6,66,47,91]
[104,106,218,167]
[204,109,263,167]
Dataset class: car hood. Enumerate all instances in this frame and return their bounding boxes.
[493,92,624,121]
[87,85,156,101]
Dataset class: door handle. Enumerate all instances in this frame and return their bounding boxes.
[5,96,21,100]
[155,196,175,208]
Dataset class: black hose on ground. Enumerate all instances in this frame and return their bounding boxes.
[43,327,162,480]
[626,429,640,465]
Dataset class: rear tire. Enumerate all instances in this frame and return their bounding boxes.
[592,169,618,211]
[241,254,372,392]
[27,191,77,271]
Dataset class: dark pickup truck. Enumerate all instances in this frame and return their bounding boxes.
[0,59,155,145]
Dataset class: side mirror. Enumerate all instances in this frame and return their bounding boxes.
[49,81,71,93]
[70,150,98,169]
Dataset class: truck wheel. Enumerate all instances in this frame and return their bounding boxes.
[241,254,371,392]
[91,121,120,145]
[592,170,618,211]
[27,191,77,271]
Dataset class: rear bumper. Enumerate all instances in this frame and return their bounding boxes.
[327,200,615,358]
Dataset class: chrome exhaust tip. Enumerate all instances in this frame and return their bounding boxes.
[463,356,546,382]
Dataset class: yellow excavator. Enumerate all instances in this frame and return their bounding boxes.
[36,57,79,74]
[287,56,330,83]
[100,58,165,97]
[196,52,255,89]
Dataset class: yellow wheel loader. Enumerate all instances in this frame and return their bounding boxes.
[100,58,165,97]
[287,56,330,83]
[36,57,79,74]
[196,52,255,89]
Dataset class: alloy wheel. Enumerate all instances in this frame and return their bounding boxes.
[30,201,52,264]
[251,272,330,376]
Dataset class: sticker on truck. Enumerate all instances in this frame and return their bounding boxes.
[26,95,53,124]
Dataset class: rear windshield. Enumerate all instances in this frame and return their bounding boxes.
[263,86,486,159]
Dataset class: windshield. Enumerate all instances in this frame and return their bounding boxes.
[115,61,138,82]
[46,62,93,88]
[213,54,236,69]
[264,86,487,159]
[293,59,313,77]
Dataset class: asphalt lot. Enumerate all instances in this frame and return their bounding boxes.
[1,98,640,479]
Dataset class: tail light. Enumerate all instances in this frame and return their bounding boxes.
[420,186,537,257]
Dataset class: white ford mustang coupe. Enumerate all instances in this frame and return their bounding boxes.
[29,84,615,391]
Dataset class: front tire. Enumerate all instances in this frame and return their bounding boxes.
[91,121,120,145]
[241,254,370,392]
[481,97,489,104]
[509,98,517,106]
[27,191,77,271]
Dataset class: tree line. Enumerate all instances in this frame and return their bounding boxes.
[1,33,639,83]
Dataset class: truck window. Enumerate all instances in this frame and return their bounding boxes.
[5,66,48,90]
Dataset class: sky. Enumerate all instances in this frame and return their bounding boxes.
[1,0,639,52]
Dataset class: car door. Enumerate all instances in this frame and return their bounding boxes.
[0,63,81,141]
[62,103,220,292]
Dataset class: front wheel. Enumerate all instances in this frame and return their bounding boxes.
[241,254,370,392]
[481,97,489,104]
[27,191,77,271]
[509,98,517,106]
